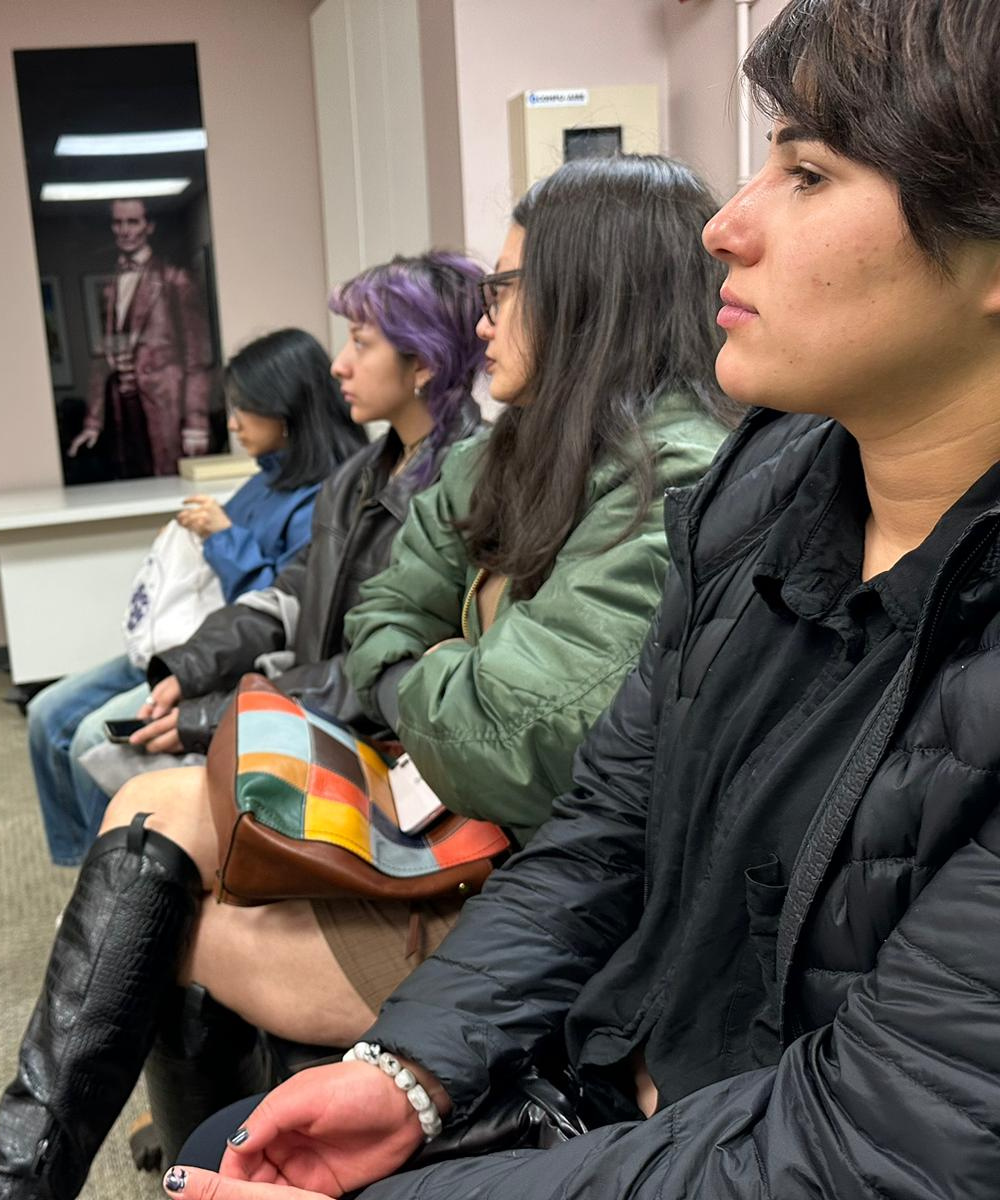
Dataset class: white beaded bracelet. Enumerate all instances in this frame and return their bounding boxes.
[342,1040,443,1140]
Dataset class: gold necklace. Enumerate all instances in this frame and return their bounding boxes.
[392,434,428,476]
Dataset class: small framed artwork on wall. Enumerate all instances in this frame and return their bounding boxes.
[81,273,115,357]
[40,275,72,387]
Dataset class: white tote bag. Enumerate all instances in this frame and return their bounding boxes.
[122,521,225,669]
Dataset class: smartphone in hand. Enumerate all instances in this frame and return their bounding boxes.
[103,718,149,744]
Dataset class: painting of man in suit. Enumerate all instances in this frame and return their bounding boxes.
[68,198,215,477]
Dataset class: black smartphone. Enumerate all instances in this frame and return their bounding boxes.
[103,718,149,743]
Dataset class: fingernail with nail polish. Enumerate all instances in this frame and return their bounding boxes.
[228,1126,250,1147]
[164,1167,187,1192]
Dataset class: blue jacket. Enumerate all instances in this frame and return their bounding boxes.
[202,451,320,601]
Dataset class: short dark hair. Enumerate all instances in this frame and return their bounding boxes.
[224,328,367,491]
[461,154,734,600]
[744,0,1000,265]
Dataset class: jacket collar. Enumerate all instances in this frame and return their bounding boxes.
[254,450,284,480]
[583,388,723,503]
[775,497,1000,1042]
[748,423,1000,640]
[671,406,1000,631]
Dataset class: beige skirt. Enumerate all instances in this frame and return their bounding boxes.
[312,893,465,1011]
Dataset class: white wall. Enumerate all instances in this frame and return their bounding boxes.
[311,0,433,347]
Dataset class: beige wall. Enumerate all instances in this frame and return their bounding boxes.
[0,0,327,492]
[417,0,466,250]
[663,0,786,202]
[451,0,671,265]
[443,0,786,265]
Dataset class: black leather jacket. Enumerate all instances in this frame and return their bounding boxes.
[150,400,483,751]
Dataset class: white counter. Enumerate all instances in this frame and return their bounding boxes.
[0,473,252,683]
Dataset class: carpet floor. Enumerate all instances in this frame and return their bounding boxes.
[0,674,162,1199]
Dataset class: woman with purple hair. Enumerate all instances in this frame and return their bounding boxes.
[0,250,485,1195]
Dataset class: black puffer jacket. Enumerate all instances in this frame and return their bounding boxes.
[363,408,1000,1199]
[150,400,483,751]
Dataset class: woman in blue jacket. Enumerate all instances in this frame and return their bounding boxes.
[27,327,366,867]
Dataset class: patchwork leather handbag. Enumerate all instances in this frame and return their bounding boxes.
[206,673,510,905]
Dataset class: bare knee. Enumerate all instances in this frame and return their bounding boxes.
[99,767,220,888]
[100,773,161,832]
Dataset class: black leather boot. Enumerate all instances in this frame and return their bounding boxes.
[142,983,271,1166]
[0,813,201,1200]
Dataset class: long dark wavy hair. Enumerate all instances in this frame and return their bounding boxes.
[460,154,734,600]
[224,328,367,490]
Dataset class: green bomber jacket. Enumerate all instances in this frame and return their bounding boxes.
[344,391,727,846]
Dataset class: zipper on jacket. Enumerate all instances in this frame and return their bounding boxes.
[459,568,511,641]
[321,467,376,652]
[460,568,488,641]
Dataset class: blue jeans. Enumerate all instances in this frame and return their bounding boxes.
[27,655,148,866]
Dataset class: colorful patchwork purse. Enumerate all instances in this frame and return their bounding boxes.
[206,674,511,905]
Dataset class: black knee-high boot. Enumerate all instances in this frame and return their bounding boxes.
[142,984,271,1166]
[0,813,201,1200]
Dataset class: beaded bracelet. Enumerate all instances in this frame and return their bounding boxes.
[342,1040,443,1140]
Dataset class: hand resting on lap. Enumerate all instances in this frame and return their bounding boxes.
[165,1061,446,1199]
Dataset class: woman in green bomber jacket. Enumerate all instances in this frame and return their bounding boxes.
[343,157,732,848]
[304,155,732,1016]
[344,404,721,847]
[338,156,731,898]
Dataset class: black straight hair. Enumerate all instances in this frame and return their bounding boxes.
[460,154,736,600]
[223,328,367,491]
[743,0,1000,268]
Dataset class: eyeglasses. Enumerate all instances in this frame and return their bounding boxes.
[478,269,523,325]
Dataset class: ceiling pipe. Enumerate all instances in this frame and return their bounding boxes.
[735,0,757,187]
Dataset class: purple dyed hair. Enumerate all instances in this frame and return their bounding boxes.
[329,251,486,476]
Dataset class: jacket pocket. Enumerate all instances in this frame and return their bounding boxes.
[723,855,788,1070]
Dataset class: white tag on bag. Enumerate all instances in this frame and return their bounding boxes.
[388,754,446,835]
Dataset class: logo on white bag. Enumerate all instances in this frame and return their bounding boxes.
[126,583,151,632]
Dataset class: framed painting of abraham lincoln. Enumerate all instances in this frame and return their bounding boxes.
[14,43,224,485]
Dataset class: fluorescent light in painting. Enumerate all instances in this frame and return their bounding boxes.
[41,179,191,201]
[54,129,207,156]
